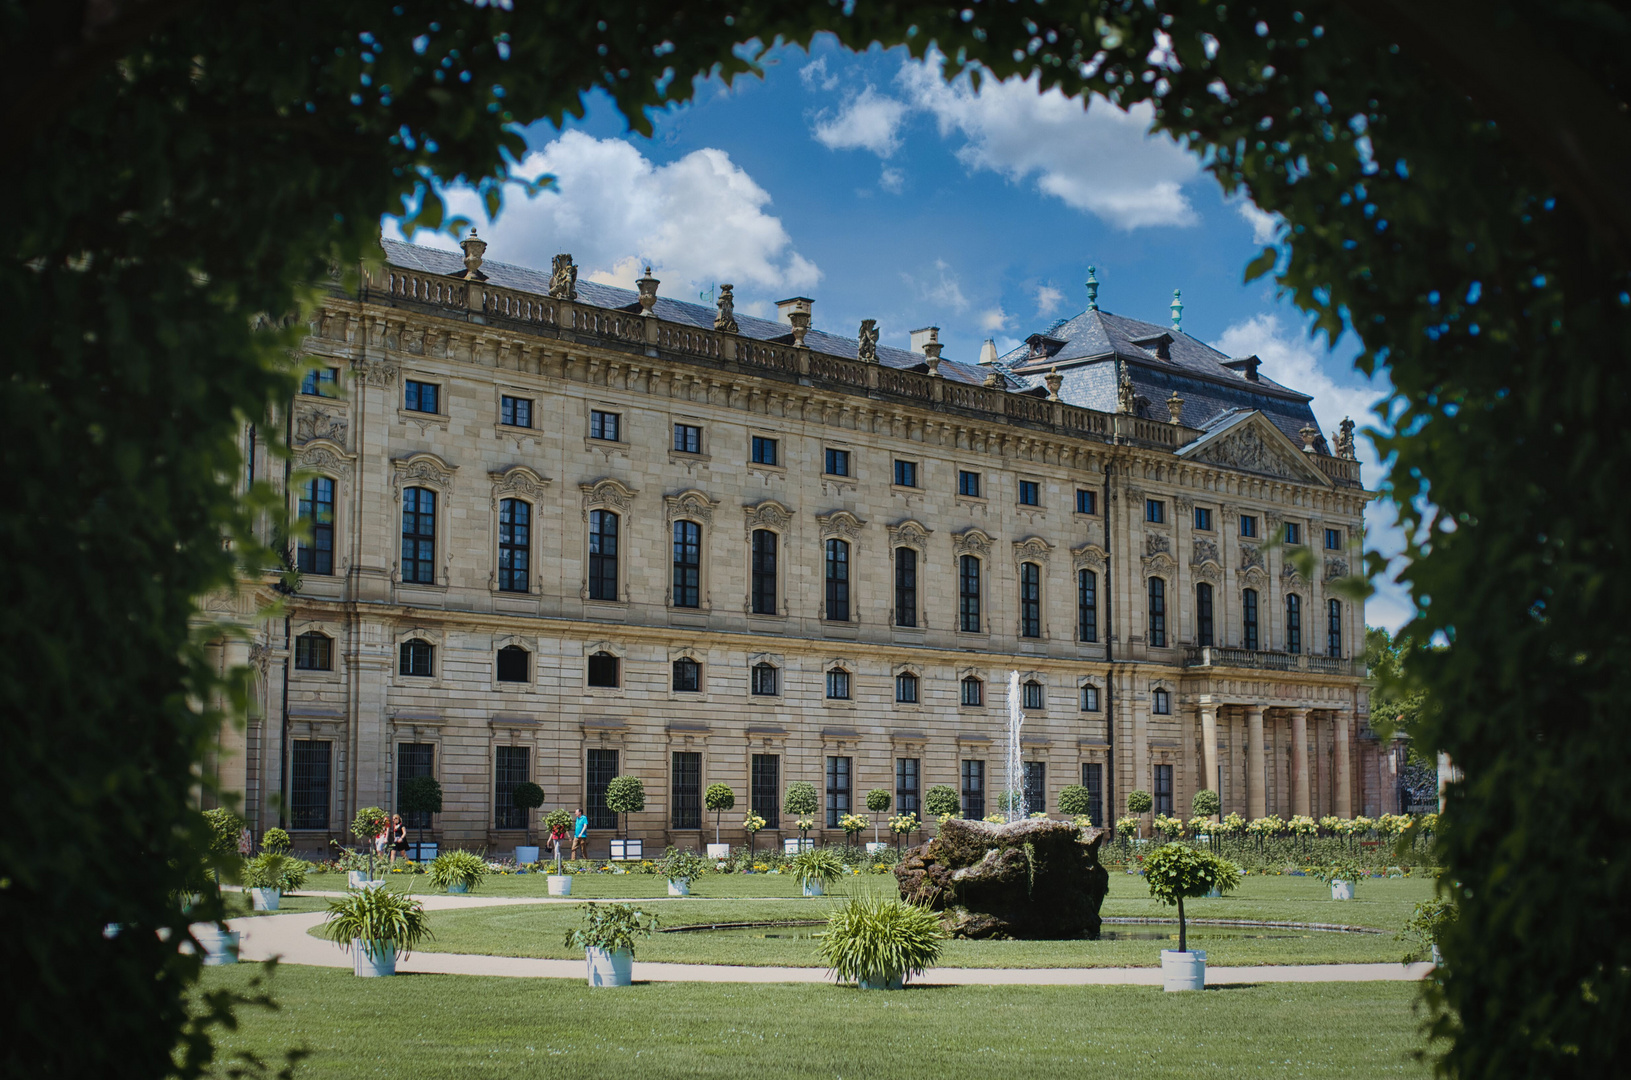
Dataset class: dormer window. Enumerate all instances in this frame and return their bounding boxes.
[1132,333,1173,360]
[1024,334,1066,362]
[1224,355,1263,382]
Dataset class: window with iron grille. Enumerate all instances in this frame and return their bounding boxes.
[290,740,331,829]
[1024,761,1046,814]
[672,657,700,692]
[1018,479,1040,506]
[294,632,331,671]
[587,651,619,688]
[1023,680,1044,710]
[1148,577,1167,648]
[961,760,985,819]
[399,639,433,677]
[587,748,618,829]
[588,510,618,601]
[671,752,702,829]
[958,470,981,497]
[1076,489,1096,514]
[1153,688,1171,715]
[494,746,530,829]
[673,423,702,454]
[1020,562,1042,638]
[301,366,338,397]
[1328,599,1343,657]
[894,547,918,627]
[496,645,529,683]
[589,410,620,441]
[751,662,778,696]
[959,555,981,632]
[825,756,852,828]
[1078,569,1097,643]
[1197,583,1215,647]
[397,743,434,828]
[751,754,780,827]
[400,487,436,584]
[751,530,778,614]
[404,379,439,413]
[298,477,334,575]
[751,436,778,465]
[1081,762,1104,826]
[1287,593,1303,654]
[671,520,701,608]
[824,447,850,476]
[894,459,918,487]
[501,395,533,428]
[1080,685,1100,712]
[1244,589,1260,650]
[1153,764,1174,815]
[961,676,984,707]
[498,498,530,592]
[896,672,919,704]
[826,668,851,700]
[896,758,920,815]
[825,539,850,621]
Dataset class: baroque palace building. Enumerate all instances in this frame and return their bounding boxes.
[206,232,1402,853]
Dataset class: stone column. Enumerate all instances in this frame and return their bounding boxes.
[1200,704,1220,819]
[1291,708,1311,816]
[1246,704,1266,819]
[1334,711,1354,818]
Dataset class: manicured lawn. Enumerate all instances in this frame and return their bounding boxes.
[303,868,901,900]
[220,891,331,920]
[197,964,1431,1079]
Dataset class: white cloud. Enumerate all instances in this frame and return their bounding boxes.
[800,56,839,92]
[1234,197,1282,245]
[879,166,905,193]
[390,131,820,301]
[902,259,969,313]
[813,86,909,157]
[978,307,1012,332]
[1033,284,1065,316]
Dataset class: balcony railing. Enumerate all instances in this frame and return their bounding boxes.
[1184,646,1363,677]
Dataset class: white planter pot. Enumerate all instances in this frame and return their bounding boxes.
[515,845,540,865]
[1161,949,1207,992]
[585,947,633,987]
[249,887,282,911]
[446,881,469,894]
[857,972,905,990]
[194,926,240,966]
[667,879,690,897]
[410,842,438,862]
[706,843,731,859]
[1205,887,1222,899]
[347,871,385,890]
[801,881,825,898]
[865,842,887,854]
[1431,943,1443,967]
[1330,879,1355,900]
[352,939,397,977]
[547,875,572,896]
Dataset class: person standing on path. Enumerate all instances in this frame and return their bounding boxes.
[571,808,588,860]
[388,814,408,865]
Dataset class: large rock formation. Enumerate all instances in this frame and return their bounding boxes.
[894,817,1109,939]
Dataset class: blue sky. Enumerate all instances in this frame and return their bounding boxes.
[389,36,1410,631]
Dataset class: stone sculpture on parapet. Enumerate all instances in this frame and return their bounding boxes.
[548,253,578,300]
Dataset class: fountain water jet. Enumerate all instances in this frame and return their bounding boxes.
[1005,671,1026,821]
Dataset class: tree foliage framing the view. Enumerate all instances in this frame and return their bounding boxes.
[5,2,1629,1076]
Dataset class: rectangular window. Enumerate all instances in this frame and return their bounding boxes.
[896,758,921,816]
[1153,764,1174,815]
[1197,583,1215,647]
[1240,514,1258,538]
[1195,507,1213,531]
[494,746,530,830]
[1081,762,1104,826]
[1287,593,1303,654]
[959,555,982,633]
[404,379,438,414]
[1023,761,1046,815]
[289,740,331,830]
[824,447,851,476]
[825,539,851,621]
[1153,688,1171,715]
[826,668,851,700]
[496,646,529,683]
[962,677,984,707]
[1078,569,1097,643]
[825,756,852,828]
[958,470,981,497]
[894,548,918,627]
[400,487,436,585]
[751,754,781,828]
[294,633,331,671]
[589,410,620,441]
[497,499,530,592]
[1076,489,1096,515]
[751,530,778,615]
[586,748,618,829]
[895,672,919,704]
[672,657,700,692]
[301,367,339,397]
[751,663,779,696]
[1018,480,1040,506]
[1285,522,1302,545]
[399,640,433,677]
[671,752,702,830]
[1080,685,1100,712]
[1328,599,1343,657]
[586,651,619,688]
[397,743,434,828]
[1244,589,1260,651]
[751,436,779,465]
[1019,562,1042,638]
[500,395,533,428]
[1023,680,1044,710]
[672,423,702,454]
[297,477,334,576]
[893,459,918,487]
[671,520,701,608]
[1326,527,1343,550]
[961,760,986,819]
[1148,577,1167,648]
[588,510,619,601]
[1146,499,1165,524]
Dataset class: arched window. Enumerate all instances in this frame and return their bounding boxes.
[588,510,619,601]
[896,672,920,704]
[751,530,777,615]
[1077,569,1097,643]
[1196,583,1214,647]
[894,547,918,627]
[1148,578,1167,648]
[399,639,433,677]
[959,555,982,633]
[672,657,700,692]
[751,662,779,696]
[825,539,850,621]
[1153,687,1171,715]
[1328,599,1343,657]
[1286,593,1303,654]
[1022,679,1044,710]
[497,499,530,593]
[1019,562,1042,638]
[587,650,619,688]
[826,667,851,700]
[961,676,984,706]
[1243,588,1260,651]
[294,631,332,671]
[496,645,530,683]
[298,477,334,575]
[401,487,436,585]
[672,520,701,608]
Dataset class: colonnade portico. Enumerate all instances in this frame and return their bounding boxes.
[1193,698,1363,821]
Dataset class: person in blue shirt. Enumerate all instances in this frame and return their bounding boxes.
[571,808,588,860]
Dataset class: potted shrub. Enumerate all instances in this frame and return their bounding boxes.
[817,895,945,990]
[1142,842,1242,991]
[839,813,868,847]
[743,812,767,855]
[203,807,247,882]
[543,808,574,893]
[1125,789,1153,838]
[349,806,391,887]
[1315,858,1368,900]
[260,827,292,855]
[317,886,432,977]
[242,852,308,910]
[704,783,735,858]
[924,785,960,827]
[399,775,443,862]
[563,902,659,987]
[1191,789,1221,819]
[428,850,487,894]
[889,811,918,852]
[512,781,546,864]
[1058,784,1094,826]
[657,846,708,896]
[783,782,818,853]
[605,775,646,860]
[864,789,892,850]
[790,847,844,898]
[1400,897,1456,967]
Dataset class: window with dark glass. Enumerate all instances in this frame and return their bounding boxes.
[1153,688,1171,715]
[399,639,433,677]
[587,651,619,688]
[1325,527,1343,550]
[496,645,529,683]
[497,498,530,592]
[1287,593,1303,654]
[1148,577,1167,648]
[1081,762,1104,826]
[397,743,433,828]
[301,366,339,397]
[404,379,438,414]
[751,662,778,696]
[501,395,533,428]
[894,459,918,487]
[672,657,700,692]
[1241,514,1258,538]
[959,555,982,632]
[896,672,919,704]
[673,423,702,454]
[671,752,702,829]
[824,447,850,476]
[825,756,852,828]
[751,754,780,827]
[1146,499,1165,524]
[1078,569,1097,643]
[671,520,701,608]
[825,538,851,621]
[1080,685,1100,712]
[295,631,332,671]
[1195,506,1213,531]
[589,410,620,441]
[961,760,986,819]
[290,740,331,829]
[1076,489,1097,514]
[751,436,778,465]
[896,758,920,815]
[1243,588,1260,650]
[1285,522,1302,545]
[1018,480,1040,506]
[1020,562,1042,638]
[1024,761,1046,814]
[958,470,981,497]
[826,668,851,700]
[1328,599,1343,657]
[1023,680,1044,710]
[894,547,918,627]
[961,676,984,707]
[1153,764,1174,815]
[751,530,778,615]
[587,748,618,829]
[588,509,618,601]
[400,486,436,584]
[494,746,530,829]
[1197,582,1215,647]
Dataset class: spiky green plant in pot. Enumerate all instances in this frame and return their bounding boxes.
[817,896,944,989]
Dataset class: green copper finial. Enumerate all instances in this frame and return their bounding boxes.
[1086,266,1099,311]
[1170,288,1184,331]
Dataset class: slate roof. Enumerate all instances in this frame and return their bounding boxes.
[380,239,998,388]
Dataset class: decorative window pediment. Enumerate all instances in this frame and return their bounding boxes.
[1071,543,1107,573]
[743,498,793,539]
[665,488,719,525]
[887,518,932,549]
[953,527,993,559]
[816,509,866,542]
[294,443,354,483]
[490,465,550,508]
[391,452,456,497]
[1012,535,1054,567]
[580,477,637,519]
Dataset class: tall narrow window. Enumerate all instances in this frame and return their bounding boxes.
[1023,680,1044,710]
[1240,514,1258,538]
[751,754,781,827]
[588,510,619,601]
[494,746,530,829]
[896,758,921,816]
[586,651,619,688]
[959,555,982,633]
[399,639,433,677]
[290,740,331,829]
[825,756,852,828]
[751,663,778,696]
[895,672,919,704]
[400,487,436,585]
[1081,762,1104,826]
[1328,599,1343,657]
[294,632,332,671]
[825,539,851,621]
[1153,688,1171,715]
[671,657,700,692]
[671,752,702,829]
[497,498,530,592]
[1019,562,1042,638]
[586,748,618,829]
[751,530,778,615]
[894,548,918,627]
[1194,507,1213,531]
[1080,685,1100,712]
[1196,583,1214,647]
[297,477,334,575]
[1148,577,1167,648]
[1285,522,1302,545]
[826,668,851,700]
[671,520,701,608]
[495,645,529,683]
[1152,764,1174,815]
[961,676,984,706]
[1244,589,1260,651]
[1077,570,1098,643]
[1023,761,1046,815]
[397,743,434,828]
[961,760,986,819]
[1287,594,1303,654]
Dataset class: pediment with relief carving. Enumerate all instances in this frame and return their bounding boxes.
[1178,412,1331,486]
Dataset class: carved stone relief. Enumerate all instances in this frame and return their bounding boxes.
[353,358,399,386]
[1191,537,1220,566]
[743,499,793,539]
[953,528,993,559]
[1012,535,1054,567]
[580,478,637,519]
[1239,543,1265,572]
[296,444,353,482]
[294,407,348,447]
[887,519,932,549]
[391,452,456,497]
[1071,543,1107,573]
[490,466,551,508]
[816,510,866,543]
[1145,533,1171,557]
[664,488,720,526]
[1324,555,1351,582]
[1191,422,1311,481]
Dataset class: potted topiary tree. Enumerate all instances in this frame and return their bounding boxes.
[839,812,868,847]
[790,847,845,898]
[260,827,292,855]
[318,886,432,977]
[924,785,960,828]
[783,781,818,854]
[543,808,574,893]
[1142,842,1242,991]
[1125,789,1153,839]
[399,776,443,862]
[704,783,735,858]
[512,781,545,865]
[605,775,645,860]
[203,807,246,883]
[864,789,892,851]
[817,895,945,990]
[1192,788,1220,820]
[563,902,659,987]
[743,812,766,855]
[1058,783,1094,826]
[656,846,709,896]
[349,806,391,887]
